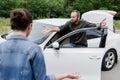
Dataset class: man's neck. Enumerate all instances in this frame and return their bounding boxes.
[75,19,80,24]
[13,30,27,37]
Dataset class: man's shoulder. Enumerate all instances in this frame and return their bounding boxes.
[25,41,40,49]
[80,19,87,22]
[60,20,71,28]
[80,19,90,24]
[20,41,42,55]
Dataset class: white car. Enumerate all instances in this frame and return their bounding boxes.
[0,10,120,80]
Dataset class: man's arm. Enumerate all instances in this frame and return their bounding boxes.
[55,73,80,80]
[42,21,70,35]
[42,27,60,35]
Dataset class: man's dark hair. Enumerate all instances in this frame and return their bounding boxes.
[72,10,80,17]
[10,8,32,31]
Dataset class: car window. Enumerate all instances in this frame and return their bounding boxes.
[2,22,56,45]
[46,27,107,48]
[28,22,56,44]
[86,28,102,40]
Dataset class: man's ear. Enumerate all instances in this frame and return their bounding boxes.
[26,23,32,37]
[28,23,32,31]
[78,16,80,20]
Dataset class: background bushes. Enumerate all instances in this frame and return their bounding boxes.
[0,0,120,19]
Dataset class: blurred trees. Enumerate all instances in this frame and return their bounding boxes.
[0,0,120,19]
[0,0,20,17]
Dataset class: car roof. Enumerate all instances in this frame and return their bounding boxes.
[33,18,70,26]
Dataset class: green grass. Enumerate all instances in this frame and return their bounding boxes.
[0,17,120,34]
[0,17,10,27]
[0,17,11,34]
[114,20,120,29]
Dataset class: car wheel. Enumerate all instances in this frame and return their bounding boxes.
[113,26,115,32]
[102,49,116,71]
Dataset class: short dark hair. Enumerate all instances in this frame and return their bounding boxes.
[71,10,80,17]
[10,8,32,31]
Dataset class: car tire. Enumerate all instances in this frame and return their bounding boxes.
[102,49,116,71]
[113,26,115,33]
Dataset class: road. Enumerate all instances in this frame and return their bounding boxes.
[102,30,120,80]
[101,60,120,80]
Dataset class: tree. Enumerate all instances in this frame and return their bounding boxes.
[0,0,20,17]
[0,0,120,19]
[72,0,94,14]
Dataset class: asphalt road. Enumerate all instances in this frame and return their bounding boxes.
[101,31,120,80]
[101,60,120,80]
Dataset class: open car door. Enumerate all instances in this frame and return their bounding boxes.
[44,28,107,80]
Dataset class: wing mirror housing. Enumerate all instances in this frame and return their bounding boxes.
[52,41,60,50]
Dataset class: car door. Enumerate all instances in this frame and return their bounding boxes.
[43,28,106,80]
[44,48,104,80]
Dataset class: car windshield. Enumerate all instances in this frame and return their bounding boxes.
[28,21,56,44]
[4,21,55,44]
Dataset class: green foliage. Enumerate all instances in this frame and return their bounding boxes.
[114,20,120,29]
[72,0,94,14]
[0,17,10,27]
[0,0,22,17]
[0,0,120,19]
[1,0,120,34]
[0,17,10,34]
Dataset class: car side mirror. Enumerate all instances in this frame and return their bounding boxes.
[52,42,60,50]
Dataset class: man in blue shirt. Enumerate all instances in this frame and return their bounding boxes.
[0,8,79,80]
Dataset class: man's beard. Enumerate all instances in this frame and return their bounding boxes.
[71,19,78,24]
